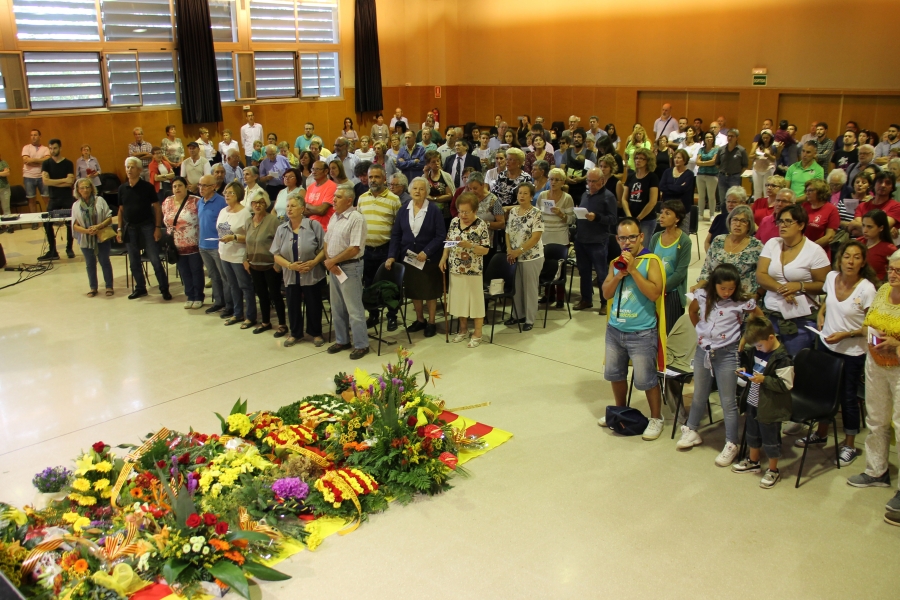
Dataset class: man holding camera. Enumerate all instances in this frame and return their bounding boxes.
[599,218,666,440]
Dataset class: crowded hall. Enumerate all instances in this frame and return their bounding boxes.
[1,0,899,597]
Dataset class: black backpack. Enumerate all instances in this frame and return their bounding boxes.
[605,406,650,436]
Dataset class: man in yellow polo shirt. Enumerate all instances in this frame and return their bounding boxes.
[785,141,824,201]
[357,163,402,330]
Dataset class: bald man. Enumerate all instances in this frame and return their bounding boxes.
[654,103,679,141]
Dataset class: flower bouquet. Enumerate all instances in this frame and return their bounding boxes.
[31,467,72,510]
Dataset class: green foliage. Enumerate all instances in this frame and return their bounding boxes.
[214,398,249,433]
[207,561,250,599]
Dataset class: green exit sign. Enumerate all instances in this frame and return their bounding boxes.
[753,74,767,86]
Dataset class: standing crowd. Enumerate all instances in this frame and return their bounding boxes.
[5,106,900,523]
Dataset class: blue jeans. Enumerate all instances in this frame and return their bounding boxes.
[687,343,740,443]
[771,316,817,357]
[329,260,369,349]
[574,239,608,305]
[222,260,257,322]
[125,223,169,293]
[717,173,742,213]
[81,242,113,290]
[604,325,659,391]
[23,176,46,199]
[820,345,864,435]
[745,404,782,459]
[639,218,657,243]
[177,253,205,302]
[200,248,232,310]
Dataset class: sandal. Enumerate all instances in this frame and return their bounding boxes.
[273,326,288,338]
[283,336,298,347]
[105,289,114,296]
[86,290,98,297]
[253,323,273,334]
[451,331,470,343]
[467,336,482,348]
[240,320,256,330]
[224,316,241,326]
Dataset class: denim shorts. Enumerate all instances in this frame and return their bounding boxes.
[604,325,659,390]
[23,177,46,198]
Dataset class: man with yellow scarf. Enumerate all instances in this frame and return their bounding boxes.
[599,217,668,440]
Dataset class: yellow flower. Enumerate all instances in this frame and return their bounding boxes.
[62,512,81,524]
[226,414,252,437]
[72,516,91,533]
[93,479,110,491]
[3,508,27,526]
[71,478,91,492]
[94,461,113,473]
[77,495,97,507]
[74,454,94,476]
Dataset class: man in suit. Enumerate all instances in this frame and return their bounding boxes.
[444,140,481,190]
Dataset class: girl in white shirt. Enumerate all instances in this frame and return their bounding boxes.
[678,126,702,173]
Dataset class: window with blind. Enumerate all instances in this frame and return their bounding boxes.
[138,53,177,105]
[13,0,100,41]
[216,52,235,103]
[100,0,174,41]
[24,52,104,110]
[250,0,338,43]
[254,52,296,99]
[299,52,339,98]
[209,0,238,43]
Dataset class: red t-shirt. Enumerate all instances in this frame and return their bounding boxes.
[751,197,774,226]
[305,179,337,231]
[858,237,897,281]
[802,201,840,258]
[854,198,900,225]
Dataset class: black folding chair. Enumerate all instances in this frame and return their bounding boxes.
[688,205,700,260]
[363,262,412,356]
[483,252,520,342]
[540,243,572,328]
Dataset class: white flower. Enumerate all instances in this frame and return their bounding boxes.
[202,546,210,555]
[182,543,191,553]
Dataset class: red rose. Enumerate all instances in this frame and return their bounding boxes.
[186,513,202,528]
[215,521,228,535]
[156,460,167,469]
[195,456,207,465]
[92,441,107,453]
[422,425,442,439]
[407,415,418,427]
[203,513,218,526]
[439,452,458,470]
[177,452,191,465]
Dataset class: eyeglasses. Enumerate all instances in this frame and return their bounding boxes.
[616,235,640,243]
[311,167,326,172]
[197,183,213,188]
[887,267,900,276]
[731,218,750,225]
[549,177,565,182]
[775,219,797,226]
[586,179,601,183]
[765,183,778,187]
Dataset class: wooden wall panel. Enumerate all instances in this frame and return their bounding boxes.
[458,85,477,125]
[550,86,573,126]
[778,94,842,139]
[570,87,596,129]
[874,97,900,135]
[475,87,494,127]
[493,87,512,127]
[445,85,459,127]
[531,87,553,126]
[510,86,531,124]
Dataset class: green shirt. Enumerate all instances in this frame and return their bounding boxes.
[785,160,824,197]
[0,160,8,188]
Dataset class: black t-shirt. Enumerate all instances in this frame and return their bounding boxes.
[625,171,660,221]
[118,178,158,226]
[654,150,670,179]
[565,149,589,201]
[832,147,859,171]
[709,212,728,238]
[41,158,74,205]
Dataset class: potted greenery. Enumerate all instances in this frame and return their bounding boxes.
[32,466,72,509]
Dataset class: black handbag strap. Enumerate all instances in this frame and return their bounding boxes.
[171,198,188,229]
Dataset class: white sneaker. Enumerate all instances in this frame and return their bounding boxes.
[451,330,470,343]
[675,425,702,449]
[597,415,607,427]
[192,301,203,309]
[715,442,739,467]
[183,301,192,309]
[642,418,665,441]
[782,421,805,435]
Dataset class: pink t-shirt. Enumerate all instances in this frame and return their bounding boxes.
[21,144,50,178]
[855,198,900,225]
[306,179,336,232]
[801,201,840,259]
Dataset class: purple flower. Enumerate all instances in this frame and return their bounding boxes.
[368,384,374,396]
[392,378,401,386]
[352,382,358,393]
[406,358,413,367]
[399,386,404,393]
[187,477,198,494]
[379,381,386,390]
[271,477,309,500]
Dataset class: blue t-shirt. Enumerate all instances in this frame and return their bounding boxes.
[609,253,657,333]
[651,235,679,281]
[295,135,312,152]
[197,193,227,250]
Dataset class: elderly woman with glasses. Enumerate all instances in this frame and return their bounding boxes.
[693,204,763,295]
[802,178,840,260]
[244,191,286,336]
[162,176,204,308]
[70,177,114,297]
[705,186,748,251]
[756,203,831,355]
[751,175,786,226]
[217,181,256,329]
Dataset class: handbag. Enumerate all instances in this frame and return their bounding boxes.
[604,405,650,436]
[97,226,116,243]
[158,199,188,265]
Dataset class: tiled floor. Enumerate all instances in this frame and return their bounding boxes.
[1,222,897,598]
